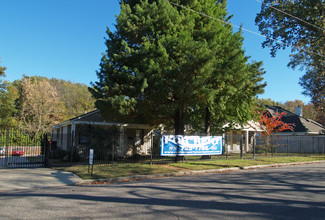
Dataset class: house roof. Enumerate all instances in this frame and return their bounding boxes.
[53,110,153,129]
[265,105,325,134]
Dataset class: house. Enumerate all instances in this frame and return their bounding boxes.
[223,120,262,153]
[259,106,325,154]
[51,110,154,157]
[223,105,325,154]
[265,105,324,135]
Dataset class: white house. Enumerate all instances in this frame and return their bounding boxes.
[223,121,262,153]
[51,110,154,157]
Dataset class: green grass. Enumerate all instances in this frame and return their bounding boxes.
[53,155,325,180]
[55,163,177,180]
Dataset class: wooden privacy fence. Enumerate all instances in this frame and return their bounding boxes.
[257,135,325,154]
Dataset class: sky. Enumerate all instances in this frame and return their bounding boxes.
[0,0,310,104]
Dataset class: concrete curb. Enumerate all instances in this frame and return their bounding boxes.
[76,160,325,186]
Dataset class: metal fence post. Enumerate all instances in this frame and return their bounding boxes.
[4,128,10,168]
[287,136,289,156]
[150,131,153,165]
[253,133,256,160]
[323,138,325,154]
[112,137,115,167]
[70,143,73,165]
[225,134,228,160]
[43,133,47,167]
[240,134,243,160]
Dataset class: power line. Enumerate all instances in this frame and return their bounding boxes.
[255,0,325,32]
[167,1,325,60]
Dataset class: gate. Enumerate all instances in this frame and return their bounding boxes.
[0,128,47,168]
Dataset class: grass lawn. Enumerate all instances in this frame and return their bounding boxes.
[53,155,325,180]
[55,163,178,180]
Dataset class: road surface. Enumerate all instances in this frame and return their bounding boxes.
[0,163,324,219]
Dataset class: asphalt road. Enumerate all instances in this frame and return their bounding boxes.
[0,163,324,219]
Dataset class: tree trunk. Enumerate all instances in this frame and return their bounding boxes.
[265,136,270,156]
[205,107,211,136]
[174,109,185,162]
[201,107,211,160]
[174,109,185,136]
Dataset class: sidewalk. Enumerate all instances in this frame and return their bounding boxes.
[0,168,83,191]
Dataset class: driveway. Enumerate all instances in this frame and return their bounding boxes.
[0,163,324,219]
[0,155,37,168]
[0,168,83,191]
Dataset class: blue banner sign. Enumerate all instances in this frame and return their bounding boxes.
[161,135,223,156]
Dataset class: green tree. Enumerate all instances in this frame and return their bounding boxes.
[19,77,62,137]
[256,98,283,108]
[255,0,325,122]
[91,0,265,137]
[13,76,95,127]
[302,103,319,122]
[0,60,6,76]
[282,100,319,122]
[0,61,17,128]
[282,100,304,114]
[187,2,266,134]
[91,0,208,133]
[49,79,95,120]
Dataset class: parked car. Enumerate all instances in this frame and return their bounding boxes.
[12,148,24,156]
[0,147,5,156]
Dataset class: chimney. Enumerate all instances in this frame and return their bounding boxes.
[295,106,303,117]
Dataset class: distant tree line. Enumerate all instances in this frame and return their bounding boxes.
[0,66,95,136]
[0,60,321,141]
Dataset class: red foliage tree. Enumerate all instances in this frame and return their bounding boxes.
[257,111,295,155]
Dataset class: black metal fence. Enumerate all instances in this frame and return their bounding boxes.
[0,128,47,168]
[49,131,161,166]
[48,131,325,167]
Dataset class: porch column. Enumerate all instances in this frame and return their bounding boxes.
[71,123,76,148]
[246,130,249,152]
[119,126,124,156]
[229,132,233,153]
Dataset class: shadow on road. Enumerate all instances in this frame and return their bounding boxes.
[1,164,324,219]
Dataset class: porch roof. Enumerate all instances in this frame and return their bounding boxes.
[223,121,263,132]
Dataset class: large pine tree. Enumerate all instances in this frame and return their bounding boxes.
[90,0,266,135]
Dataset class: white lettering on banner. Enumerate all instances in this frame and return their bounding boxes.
[163,135,221,146]
[161,135,223,156]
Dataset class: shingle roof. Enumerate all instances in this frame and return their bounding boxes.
[265,105,324,134]
[68,110,105,123]
[53,109,153,129]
